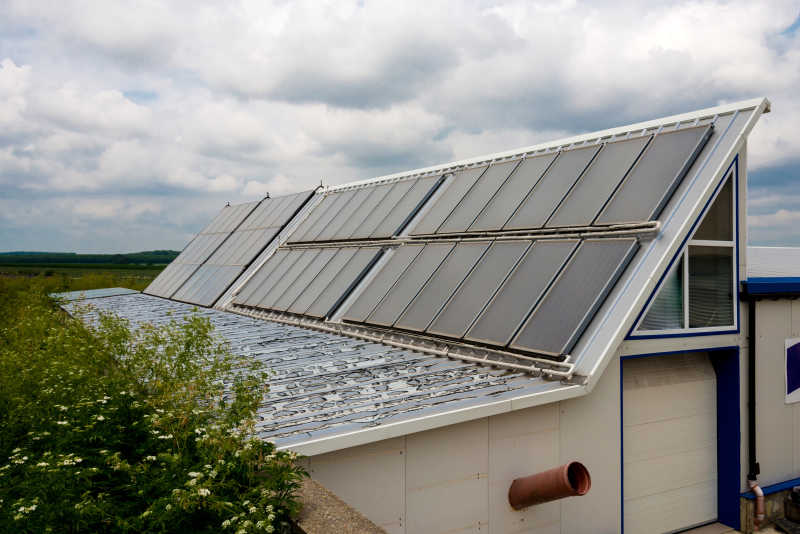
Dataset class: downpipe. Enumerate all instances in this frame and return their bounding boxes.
[748,479,765,530]
[508,462,591,509]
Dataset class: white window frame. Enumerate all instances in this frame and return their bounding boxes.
[633,170,737,336]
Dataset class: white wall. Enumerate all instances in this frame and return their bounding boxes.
[306,358,622,534]
[754,298,800,487]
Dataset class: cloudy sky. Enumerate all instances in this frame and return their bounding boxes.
[0,1,798,253]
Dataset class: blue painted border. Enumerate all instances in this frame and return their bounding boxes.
[742,476,800,499]
[627,155,740,340]
[743,277,800,295]
[620,346,741,531]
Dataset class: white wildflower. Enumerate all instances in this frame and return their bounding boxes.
[145,456,157,462]
[249,506,257,514]
[188,471,202,478]
[197,488,211,497]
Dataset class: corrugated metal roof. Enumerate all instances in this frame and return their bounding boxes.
[52,287,140,301]
[59,290,574,454]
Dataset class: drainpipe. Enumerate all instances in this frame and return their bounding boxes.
[743,283,763,529]
[508,461,591,510]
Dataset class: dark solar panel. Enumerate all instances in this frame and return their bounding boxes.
[466,240,578,345]
[335,184,395,240]
[315,188,373,241]
[234,250,290,305]
[469,154,557,232]
[437,160,520,234]
[410,166,488,235]
[394,242,489,332]
[273,248,338,311]
[305,248,381,318]
[299,190,359,242]
[289,248,359,315]
[342,244,425,323]
[371,175,440,237]
[595,125,713,224]
[504,145,601,230]
[511,238,639,355]
[366,243,454,326]
[427,240,531,339]
[350,180,417,239]
[288,194,337,242]
[249,250,307,307]
[547,136,652,227]
[257,248,321,308]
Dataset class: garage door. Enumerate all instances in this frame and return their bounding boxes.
[623,352,717,534]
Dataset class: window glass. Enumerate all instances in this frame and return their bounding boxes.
[693,176,733,241]
[639,257,684,330]
[688,246,734,327]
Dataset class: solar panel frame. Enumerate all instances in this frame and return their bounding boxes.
[595,124,713,225]
[437,160,521,234]
[504,145,601,231]
[349,179,417,239]
[465,239,579,346]
[371,175,442,238]
[394,242,490,332]
[341,244,426,323]
[273,248,339,311]
[409,166,488,236]
[546,136,653,228]
[365,242,455,327]
[334,183,396,240]
[305,247,383,318]
[510,238,639,356]
[468,153,558,232]
[427,240,532,339]
[288,248,360,315]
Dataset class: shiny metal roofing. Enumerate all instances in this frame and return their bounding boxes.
[59,290,575,455]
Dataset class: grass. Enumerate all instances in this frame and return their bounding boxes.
[0,264,164,292]
[0,271,306,533]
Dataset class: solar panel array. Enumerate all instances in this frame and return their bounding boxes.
[146,191,313,305]
[227,122,713,357]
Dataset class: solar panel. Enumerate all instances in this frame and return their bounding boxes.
[289,248,359,315]
[305,248,381,318]
[410,166,488,235]
[595,125,713,224]
[349,180,417,239]
[342,244,425,323]
[256,248,322,308]
[395,242,489,332]
[466,240,578,346]
[366,243,455,326]
[333,184,395,240]
[288,194,337,243]
[511,238,639,356]
[233,249,290,305]
[547,136,652,227]
[315,188,373,241]
[427,240,531,339]
[469,154,557,232]
[297,190,358,242]
[504,145,601,230]
[370,175,440,237]
[437,160,520,234]
[273,248,338,311]
[245,250,305,306]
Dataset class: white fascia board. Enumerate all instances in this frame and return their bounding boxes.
[326,98,771,192]
[618,333,744,357]
[572,99,769,392]
[278,383,585,456]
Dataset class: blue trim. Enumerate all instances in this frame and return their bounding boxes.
[742,476,800,499]
[743,277,800,295]
[621,346,741,532]
[627,155,740,339]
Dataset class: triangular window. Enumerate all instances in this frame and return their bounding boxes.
[636,172,735,334]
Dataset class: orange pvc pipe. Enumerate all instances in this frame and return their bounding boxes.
[508,461,591,510]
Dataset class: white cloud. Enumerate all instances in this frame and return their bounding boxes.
[0,0,799,251]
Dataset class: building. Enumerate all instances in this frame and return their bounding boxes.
[59,97,800,533]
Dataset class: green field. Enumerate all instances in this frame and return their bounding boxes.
[0,263,165,292]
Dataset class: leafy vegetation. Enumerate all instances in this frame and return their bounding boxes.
[0,250,179,266]
[0,275,306,533]
[0,266,163,292]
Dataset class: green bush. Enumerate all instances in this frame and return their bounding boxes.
[0,278,306,533]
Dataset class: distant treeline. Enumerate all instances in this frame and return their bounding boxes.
[0,250,180,265]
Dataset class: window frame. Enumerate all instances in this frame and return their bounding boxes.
[631,168,738,337]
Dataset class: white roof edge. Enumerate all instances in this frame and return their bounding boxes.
[277,383,585,456]
[327,97,771,191]
[578,97,770,390]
